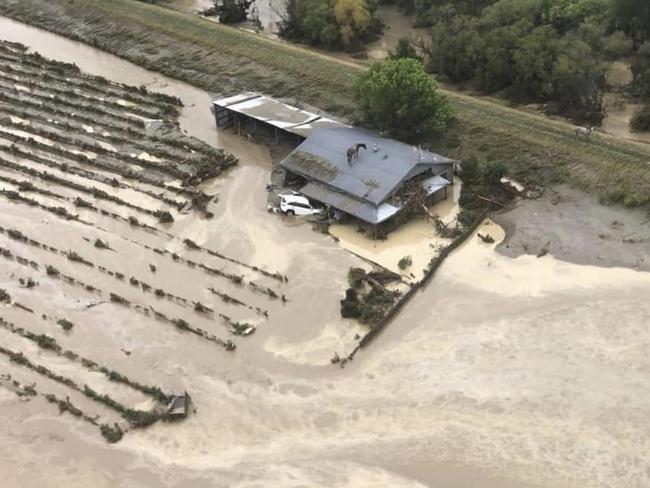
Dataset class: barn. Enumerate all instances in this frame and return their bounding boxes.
[213,93,455,226]
[280,127,455,226]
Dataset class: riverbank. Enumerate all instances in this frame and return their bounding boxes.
[495,185,650,272]
[1,0,650,207]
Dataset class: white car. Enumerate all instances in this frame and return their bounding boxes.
[279,194,322,216]
[277,190,303,197]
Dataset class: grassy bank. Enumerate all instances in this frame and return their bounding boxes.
[1,0,650,204]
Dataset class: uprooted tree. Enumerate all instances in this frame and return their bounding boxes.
[354,58,452,142]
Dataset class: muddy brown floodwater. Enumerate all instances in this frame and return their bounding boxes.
[1,17,650,488]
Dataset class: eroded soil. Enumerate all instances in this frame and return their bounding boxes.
[495,185,650,272]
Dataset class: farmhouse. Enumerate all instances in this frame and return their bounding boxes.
[213,93,455,225]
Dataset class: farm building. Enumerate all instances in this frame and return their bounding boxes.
[213,92,346,141]
[213,93,455,226]
[280,127,454,225]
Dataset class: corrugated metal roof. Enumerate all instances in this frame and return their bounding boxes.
[422,175,450,195]
[213,93,347,138]
[300,182,400,224]
[281,127,454,205]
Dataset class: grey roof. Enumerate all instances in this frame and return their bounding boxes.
[213,93,347,138]
[300,182,401,224]
[281,127,454,206]
[422,175,450,195]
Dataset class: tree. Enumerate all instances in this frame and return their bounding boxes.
[481,0,541,27]
[335,0,371,49]
[630,104,650,131]
[214,0,252,24]
[512,25,559,99]
[280,0,378,51]
[427,15,481,83]
[612,0,650,41]
[541,0,611,33]
[631,42,650,99]
[475,19,534,92]
[354,58,452,141]
[550,38,606,122]
[602,31,634,60]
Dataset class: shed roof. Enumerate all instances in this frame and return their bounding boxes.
[300,182,401,224]
[213,93,347,138]
[281,127,454,205]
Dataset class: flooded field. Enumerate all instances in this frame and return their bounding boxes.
[1,17,650,488]
[168,0,426,61]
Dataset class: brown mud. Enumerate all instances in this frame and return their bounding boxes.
[495,185,650,272]
[0,18,649,488]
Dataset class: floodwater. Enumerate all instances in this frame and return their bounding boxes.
[1,17,650,488]
[168,0,427,61]
[330,179,461,281]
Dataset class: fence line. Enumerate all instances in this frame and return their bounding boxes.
[345,210,489,361]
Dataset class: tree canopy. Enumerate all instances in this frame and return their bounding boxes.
[423,0,613,122]
[280,0,380,51]
[354,58,452,141]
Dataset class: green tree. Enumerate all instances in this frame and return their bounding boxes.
[481,0,541,27]
[612,0,650,41]
[550,38,605,122]
[354,58,452,141]
[214,0,252,23]
[631,42,650,99]
[602,30,634,60]
[541,0,611,33]
[427,15,481,82]
[280,0,378,51]
[512,25,559,99]
[630,104,650,131]
[475,20,533,92]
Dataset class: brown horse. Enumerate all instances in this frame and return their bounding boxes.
[346,143,367,165]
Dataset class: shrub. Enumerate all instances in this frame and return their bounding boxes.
[398,255,412,270]
[630,104,650,131]
[347,267,366,288]
[57,318,74,331]
[100,424,123,443]
[460,157,483,186]
[389,37,422,62]
[483,161,507,185]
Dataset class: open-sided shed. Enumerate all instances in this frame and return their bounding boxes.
[213,93,346,141]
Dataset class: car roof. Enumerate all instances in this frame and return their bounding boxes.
[281,194,310,204]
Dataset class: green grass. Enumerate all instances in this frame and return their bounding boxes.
[1,0,650,205]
